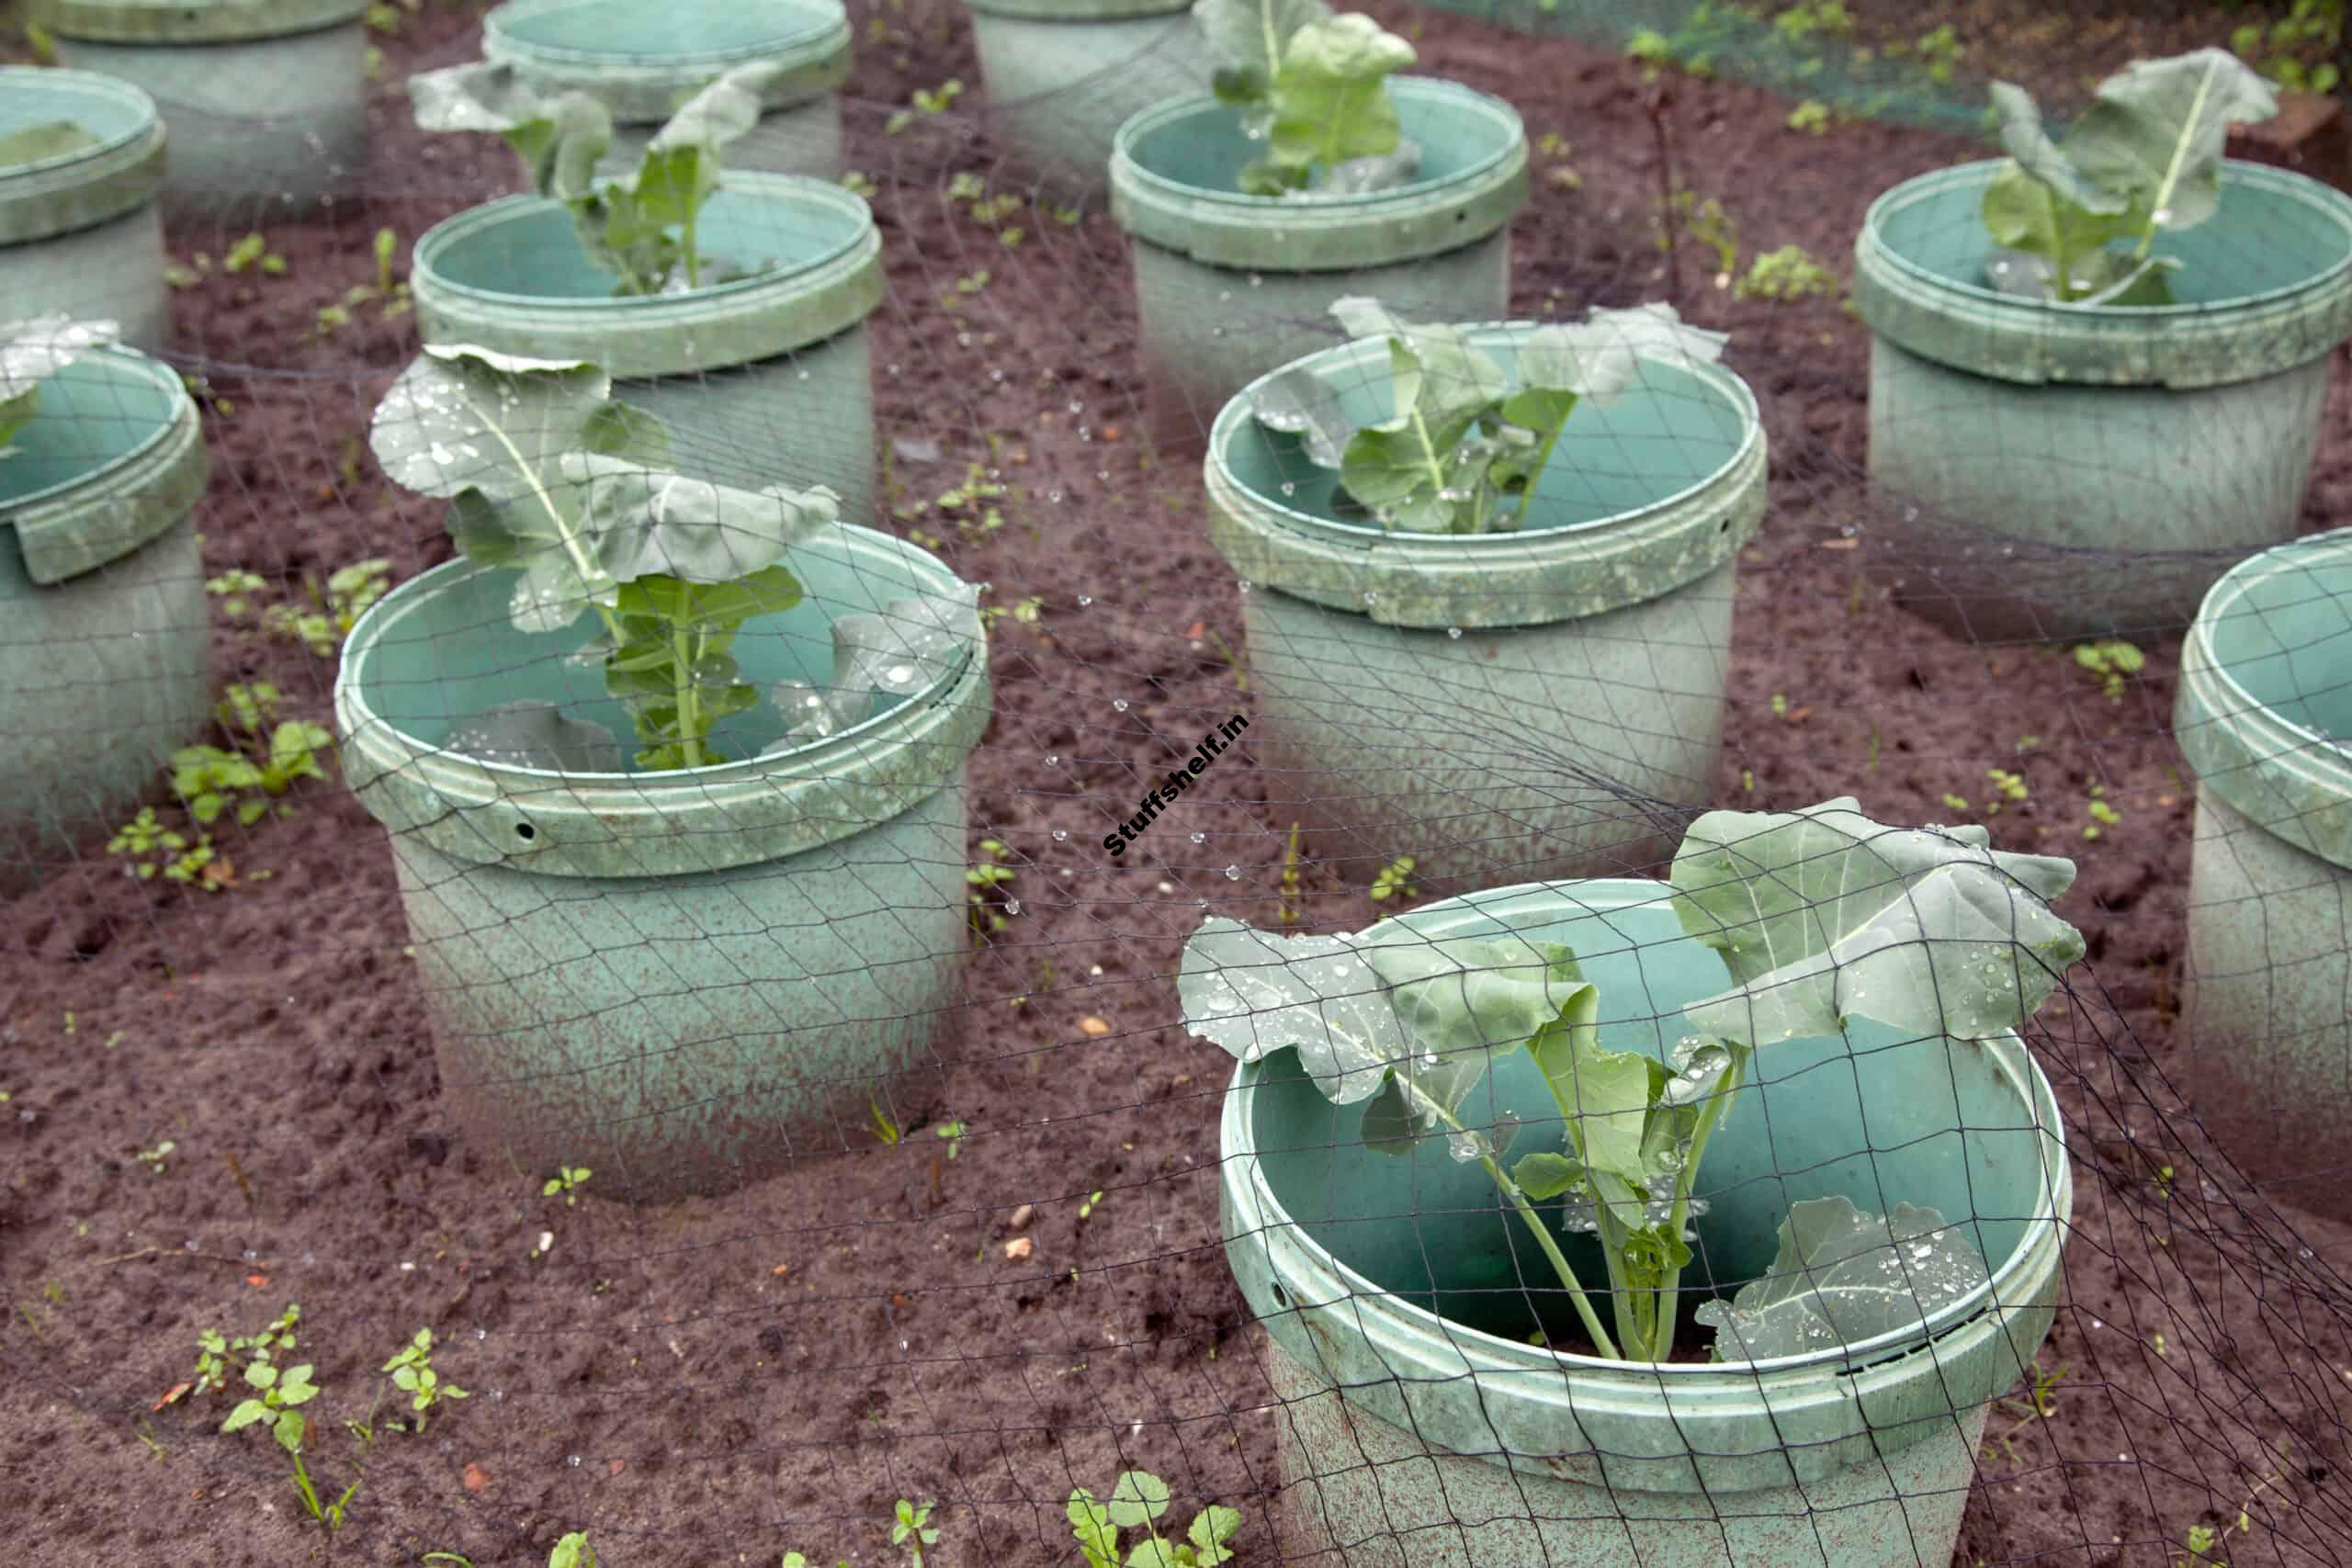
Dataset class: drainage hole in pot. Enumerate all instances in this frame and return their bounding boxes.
[1270,1283,1290,1309]
[514,821,537,841]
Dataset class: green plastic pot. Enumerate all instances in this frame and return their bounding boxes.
[962,0,1207,197]
[1111,77,1528,451]
[2175,532,2352,1220]
[0,66,167,351]
[1854,159,2352,641]
[1222,877,2071,1568]
[1204,326,1765,890]
[41,0,368,217]
[410,172,882,524]
[482,0,850,182]
[0,344,210,886]
[333,525,990,1201]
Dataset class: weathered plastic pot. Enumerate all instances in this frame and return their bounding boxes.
[43,0,368,217]
[411,172,881,524]
[963,0,1207,197]
[1111,77,1528,451]
[1223,877,2071,1568]
[0,66,167,351]
[333,525,989,1201]
[482,0,849,182]
[1204,326,1764,890]
[0,344,210,887]
[1854,159,2352,641]
[2176,533,2352,1221]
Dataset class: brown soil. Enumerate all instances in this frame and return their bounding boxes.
[7,2,2352,1565]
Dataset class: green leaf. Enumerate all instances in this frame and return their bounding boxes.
[0,119,103,171]
[1526,1019,1653,1189]
[372,344,670,509]
[1106,1471,1171,1529]
[646,62,780,155]
[1188,1505,1241,1564]
[1987,81,2127,216]
[1693,1196,1989,1360]
[445,700,627,772]
[2061,50,2278,232]
[553,454,837,585]
[1513,303,1728,408]
[1193,0,1334,94]
[272,1407,307,1453]
[1509,1150,1588,1200]
[1179,920,1405,1105]
[221,1398,269,1433]
[409,64,614,202]
[1266,16,1415,176]
[1667,797,2084,1050]
[1249,364,1353,469]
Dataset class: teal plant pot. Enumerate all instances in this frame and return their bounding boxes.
[0,344,210,886]
[1204,326,1765,889]
[2175,532,2352,1220]
[410,172,882,524]
[1111,77,1529,451]
[333,525,990,1201]
[1853,159,2352,641]
[42,0,368,217]
[963,0,1208,197]
[482,0,850,183]
[0,66,167,351]
[1222,877,2071,1568]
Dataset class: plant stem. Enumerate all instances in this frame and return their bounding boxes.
[1405,1081,1623,1360]
[1648,1045,1747,1360]
[1512,412,1572,528]
[670,625,706,769]
[1258,0,1283,79]
[2134,55,2219,262]
[288,1449,323,1521]
[1408,407,1451,501]
[684,201,702,290]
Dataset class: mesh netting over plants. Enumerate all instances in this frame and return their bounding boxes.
[5,2,2352,1566]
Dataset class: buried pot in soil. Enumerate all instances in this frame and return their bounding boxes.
[1110,71,1527,449]
[0,329,211,884]
[0,66,168,351]
[408,64,884,522]
[1853,54,2352,641]
[41,0,369,217]
[1201,310,1764,890]
[481,0,852,182]
[1185,803,2083,1565]
[961,0,1208,197]
[2176,530,2352,1222]
[340,344,990,1201]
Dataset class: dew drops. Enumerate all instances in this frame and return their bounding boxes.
[568,1455,582,1468]
[1249,273,1264,288]
[1068,400,1083,415]
[1049,490,1064,502]
[989,367,1005,382]
[1446,626,1462,639]
[1077,593,1092,606]
[1005,898,1022,915]
[1112,698,1129,712]
[1363,590,1379,604]
[1237,578,1252,592]
[1279,481,1296,497]
[1046,753,1060,766]
[1225,865,1241,880]
[1051,828,1069,842]
[1218,289,1233,302]
[474,1327,488,1340]
[887,364,900,377]
[1189,831,1206,844]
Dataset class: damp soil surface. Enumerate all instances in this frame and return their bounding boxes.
[7,3,2352,1565]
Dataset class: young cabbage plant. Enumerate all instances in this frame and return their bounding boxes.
[409,60,781,295]
[1250,298,1726,536]
[1193,0,1419,196]
[369,344,981,773]
[1179,798,2084,1363]
[1982,48,2277,306]
[1,314,119,457]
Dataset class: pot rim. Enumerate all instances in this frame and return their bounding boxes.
[1112,73,1521,212]
[482,0,848,69]
[0,65,157,178]
[1208,321,1764,547]
[1219,875,2074,1382]
[0,344,207,584]
[39,0,370,44]
[1860,157,2352,320]
[0,344,180,510]
[2177,533,2352,869]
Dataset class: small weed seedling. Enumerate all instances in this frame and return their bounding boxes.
[543,1166,592,1205]
[171,684,334,827]
[933,1121,967,1159]
[107,808,218,888]
[206,569,267,616]
[1278,822,1305,928]
[967,838,1016,944]
[869,1097,902,1145]
[1069,1472,1241,1568]
[311,228,414,339]
[1999,1357,2068,1423]
[2073,640,2144,702]
[2085,784,2123,840]
[2180,1523,2231,1567]
[1660,188,1740,286]
[1079,1189,1105,1220]
[381,1327,469,1433]
[2233,0,2343,95]
[178,1302,303,1403]
[264,558,392,658]
[222,232,289,276]
[841,170,878,199]
[549,1536,599,1568]
[135,1140,175,1176]
[1370,854,1419,905]
[1736,244,1838,301]
[223,1361,358,1529]
[886,79,963,135]
[891,1499,940,1568]
[1787,99,1831,135]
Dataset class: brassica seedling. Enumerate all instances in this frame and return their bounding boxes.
[380,1326,468,1433]
[1069,1472,1240,1568]
[1982,49,2277,306]
[1,314,118,458]
[1193,0,1419,196]
[1250,298,1726,535]
[371,344,978,772]
[1180,798,2084,1363]
[410,60,783,296]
